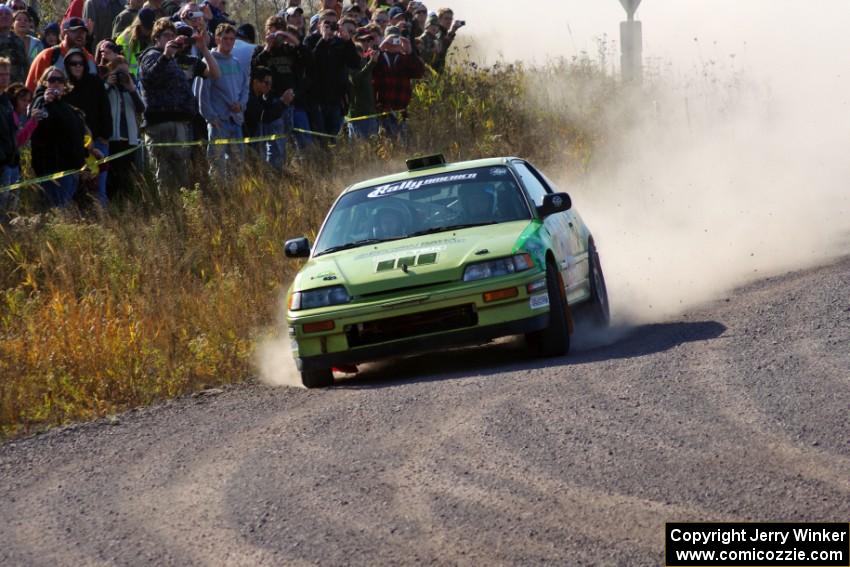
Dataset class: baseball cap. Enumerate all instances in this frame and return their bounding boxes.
[384,25,401,37]
[284,6,303,17]
[388,6,404,19]
[0,6,12,15]
[175,22,194,37]
[62,16,87,31]
[236,23,255,42]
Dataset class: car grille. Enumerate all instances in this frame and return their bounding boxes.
[345,304,478,348]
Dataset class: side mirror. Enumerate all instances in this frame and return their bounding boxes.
[536,192,571,218]
[284,237,311,258]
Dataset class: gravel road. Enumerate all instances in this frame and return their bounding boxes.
[2,256,849,566]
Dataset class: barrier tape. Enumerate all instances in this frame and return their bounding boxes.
[0,110,401,194]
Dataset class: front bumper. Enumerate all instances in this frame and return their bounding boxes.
[289,271,550,371]
[297,312,549,371]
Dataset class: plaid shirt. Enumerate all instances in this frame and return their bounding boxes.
[372,52,425,111]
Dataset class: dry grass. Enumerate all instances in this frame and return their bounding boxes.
[0,59,621,438]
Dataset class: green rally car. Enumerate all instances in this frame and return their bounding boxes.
[284,155,610,388]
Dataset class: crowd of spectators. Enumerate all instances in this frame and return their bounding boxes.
[0,0,465,217]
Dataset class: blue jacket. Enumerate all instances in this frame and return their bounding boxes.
[199,50,248,126]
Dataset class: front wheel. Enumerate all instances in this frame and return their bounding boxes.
[588,239,610,328]
[301,368,334,389]
[526,260,571,357]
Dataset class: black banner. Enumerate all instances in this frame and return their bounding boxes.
[665,522,849,566]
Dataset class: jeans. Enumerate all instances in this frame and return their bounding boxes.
[42,174,80,209]
[347,117,379,139]
[381,112,408,142]
[0,166,20,221]
[292,107,311,149]
[145,120,192,193]
[207,120,244,179]
[93,139,109,207]
[260,107,291,170]
[307,104,343,144]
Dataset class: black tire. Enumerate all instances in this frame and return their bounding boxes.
[588,239,610,328]
[301,368,334,389]
[527,260,571,357]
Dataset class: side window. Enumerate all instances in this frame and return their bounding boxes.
[512,162,551,207]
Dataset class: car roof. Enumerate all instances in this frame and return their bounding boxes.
[345,156,518,193]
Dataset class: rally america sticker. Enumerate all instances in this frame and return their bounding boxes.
[367,173,479,198]
[529,293,550,310]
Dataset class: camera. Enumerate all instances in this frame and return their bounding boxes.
[174,35,190,48]
[390,36,400,45]
[326,21,339,31]
[456,20,466,27]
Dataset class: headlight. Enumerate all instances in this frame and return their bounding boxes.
[288,285,350,311]
[463,253,535,282]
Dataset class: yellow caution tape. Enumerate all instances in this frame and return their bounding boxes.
[0,110,403,193]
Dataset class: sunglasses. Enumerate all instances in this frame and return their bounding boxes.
[67,60,85,67]
[47,76,65,83]
[375,18,388,23]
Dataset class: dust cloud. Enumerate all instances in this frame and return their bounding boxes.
[453,0,850,323]
[255,293,304,388]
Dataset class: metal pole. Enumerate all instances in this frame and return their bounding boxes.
[618,0,643,83]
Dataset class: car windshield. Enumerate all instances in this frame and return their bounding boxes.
[314,166,532,257]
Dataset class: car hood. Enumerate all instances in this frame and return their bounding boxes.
[294,220,534,297]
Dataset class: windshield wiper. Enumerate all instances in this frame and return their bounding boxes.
[315,237,402,257]
[408,222,497,237]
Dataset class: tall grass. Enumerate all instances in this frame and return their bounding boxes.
[0,58,622,438]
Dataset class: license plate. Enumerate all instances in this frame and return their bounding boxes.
[529,293,550,310]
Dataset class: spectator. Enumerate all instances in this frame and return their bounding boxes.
[40,21,59,48]
[104,55,144,198]
[160,0,181,17]
[320,0,342,19]
[64,0,86,21]
[231,23,254,81]
[26,17,96,91]
[0,6,28,83]
[342,4,366,26]
[178,3,209,46]
[416,13,440,69]
[0,57,19,220]
[251,14,304,165]
[12,10,42,73]
[83,0,125,45]
[283,6,305,38]
[372,25,423,140]
[141,0,168,20]
[346,26,380,139]
[199,22,247,178]
[201,0,232,40]
[371,7,389,34]
[243,65,291,166]
[409,2,427,38]
[30,67,89,208]
[112,0,143,38]
[434,7,463,73]
[6,83,40,150]
[94,38,122,78]
[304,9,359,140]
[115,7,155,76]
[138,17,219,191]
[63,47,112,206]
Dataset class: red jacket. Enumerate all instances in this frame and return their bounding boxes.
[372,52,424,111]
[64,0,86,20]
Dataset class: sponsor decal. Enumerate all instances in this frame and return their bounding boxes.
[489,167,509,176]
[529,292,550,310]
[366,173,479,198]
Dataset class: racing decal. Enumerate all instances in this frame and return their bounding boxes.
[529,293,550,310]
[489,167,509,176]
[356,237,462,260]
[366,173,479,198]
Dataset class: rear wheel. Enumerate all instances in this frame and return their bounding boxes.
[588,239,610,328]
[301,368,334,389]
[527,260,571,357]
